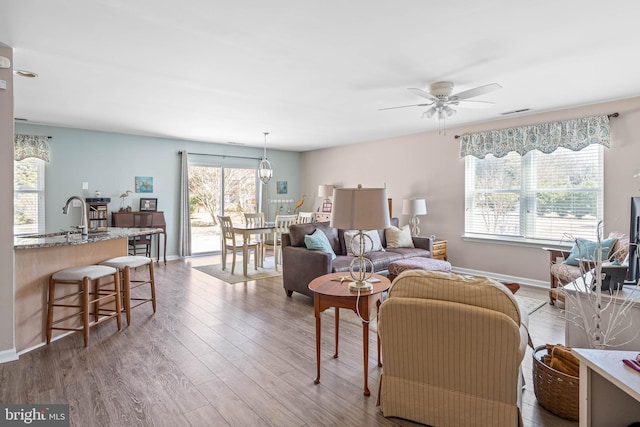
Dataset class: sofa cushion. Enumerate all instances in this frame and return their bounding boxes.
[345,230,383,256]
[331,255,354,273]
[385,247,430,259]
[385,225,414,248]
[565,237,617,266]
[366,251,404,272]
[289,222,342,255]
[304,229,336,260]
[609,231,629,263]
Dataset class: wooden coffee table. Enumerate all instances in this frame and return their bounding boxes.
[308,272,391,396]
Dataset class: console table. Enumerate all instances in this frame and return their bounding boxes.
[573,348,640,427]
[112,211,167,264]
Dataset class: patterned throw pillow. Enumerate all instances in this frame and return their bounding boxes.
[304,229,336,260]
[344,230,383,256]
[564,237,617,266]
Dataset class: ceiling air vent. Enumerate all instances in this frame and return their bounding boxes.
[501,108,531,115]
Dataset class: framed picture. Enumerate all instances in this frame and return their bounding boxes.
[277,181,288,194]
[322,201,332,213]
[140,198,157,212]
[135,176,154,193]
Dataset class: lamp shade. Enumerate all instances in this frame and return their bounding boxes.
[318,184,334,198]
[330,187,390,230]
[402,198,427,216]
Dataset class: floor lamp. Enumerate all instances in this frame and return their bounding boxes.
[331,186,390,291]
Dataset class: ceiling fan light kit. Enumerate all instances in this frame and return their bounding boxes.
[381,81,502,132]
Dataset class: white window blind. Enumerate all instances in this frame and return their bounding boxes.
[14,158,45,235]
[464,144,603,244]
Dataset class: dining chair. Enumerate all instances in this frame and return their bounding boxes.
[244,212,266,266]
[273,214,298,270]
[217,215,258,274]
[129,212,154,257]
[296,212,315,224]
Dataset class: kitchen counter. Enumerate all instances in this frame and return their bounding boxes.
[14,227,162,249]
[14,227,162,353]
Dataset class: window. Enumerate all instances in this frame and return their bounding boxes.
[465,144,603,244]
[14,158,45,235]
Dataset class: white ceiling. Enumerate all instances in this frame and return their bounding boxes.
[2,1,640,151]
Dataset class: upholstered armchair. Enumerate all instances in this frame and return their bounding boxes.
[544,231,629,305]
[377,270,529,427]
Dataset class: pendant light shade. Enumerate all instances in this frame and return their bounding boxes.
[259,132,273,184]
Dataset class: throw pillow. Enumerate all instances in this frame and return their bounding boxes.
[565,237,618,266]
[344,230,383,256]
[385,225,414,248]
[304,229,336,260]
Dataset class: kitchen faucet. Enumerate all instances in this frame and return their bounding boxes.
[62,196,88,236]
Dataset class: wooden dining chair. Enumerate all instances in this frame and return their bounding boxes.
[273,214,298,270]
[129,212,154,257]
[244,212,266,266]
[296,212,315,224]
[217,215,258,274]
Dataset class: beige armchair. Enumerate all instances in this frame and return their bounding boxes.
[377,270,529,427]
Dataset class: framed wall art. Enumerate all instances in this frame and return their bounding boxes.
[277,181,288,194]
[140,198,157,211]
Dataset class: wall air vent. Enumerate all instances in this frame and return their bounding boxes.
[501,108,531,115]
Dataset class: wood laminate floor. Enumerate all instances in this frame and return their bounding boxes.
[1,255,577,427]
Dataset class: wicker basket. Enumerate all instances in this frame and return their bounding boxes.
[532,345,579,421]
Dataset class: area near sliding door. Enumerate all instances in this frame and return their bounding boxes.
[187,155,260,255]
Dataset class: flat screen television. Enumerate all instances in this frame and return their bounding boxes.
[626,196,640,285]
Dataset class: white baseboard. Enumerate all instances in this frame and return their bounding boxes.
[0,348,18,364]
[451,266,548,289]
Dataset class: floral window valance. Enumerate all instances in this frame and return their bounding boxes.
[14,134,50,162]
[459,114,611,159]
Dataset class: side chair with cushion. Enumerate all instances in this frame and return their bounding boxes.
[544,231,629,305]
[217,215,258,274]
[377,270,529,427]
[272,214,298,270]
[296,212,314,224]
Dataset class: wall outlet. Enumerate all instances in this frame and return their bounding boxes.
[0,80,6,90]
[82,182,88,190]
[72,199,82,207]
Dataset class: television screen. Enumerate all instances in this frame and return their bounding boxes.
[627,196,640,285]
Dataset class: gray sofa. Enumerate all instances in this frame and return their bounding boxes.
[281,218,433,298]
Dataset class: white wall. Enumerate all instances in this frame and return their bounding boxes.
[301,97,640,286]
[0,43,16,361]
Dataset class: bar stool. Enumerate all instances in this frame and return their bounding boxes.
[100,255,156,326]
[46,265,122,347]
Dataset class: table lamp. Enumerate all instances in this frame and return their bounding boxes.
[318,184,334,212]
[402,198,427,236]
[331,186,390,291]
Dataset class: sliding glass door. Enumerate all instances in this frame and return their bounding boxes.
[188,158,259,255]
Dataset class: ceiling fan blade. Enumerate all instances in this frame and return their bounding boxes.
[457,100,495,109]
[453,83,502,101]
[379,103,432,111]
[408,88,437,101]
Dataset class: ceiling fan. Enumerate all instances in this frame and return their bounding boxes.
[380,81,502,120]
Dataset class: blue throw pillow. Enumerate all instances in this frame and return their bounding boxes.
[565,237,617,266]
[304,229,336,260]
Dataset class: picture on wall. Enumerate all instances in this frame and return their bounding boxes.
[140,198,157,212]
[135,176,154,193]
[277,181,288,194]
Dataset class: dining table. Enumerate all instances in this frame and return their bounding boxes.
[231,223,276,276]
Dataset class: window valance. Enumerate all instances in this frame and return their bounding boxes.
[14,134,50,162]
[459,114,611,159]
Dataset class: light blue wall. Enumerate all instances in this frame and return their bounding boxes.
[15,123,302,258]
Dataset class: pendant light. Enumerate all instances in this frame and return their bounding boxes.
[258,131,273,184]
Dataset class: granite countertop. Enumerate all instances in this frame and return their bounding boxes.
[14,227,163,249]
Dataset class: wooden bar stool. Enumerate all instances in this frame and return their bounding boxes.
[100,255,156,326]
[46,265,122,347]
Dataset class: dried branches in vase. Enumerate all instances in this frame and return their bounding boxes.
[557,221,640,349]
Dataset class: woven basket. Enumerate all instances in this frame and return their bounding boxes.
[532,345,579,421]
